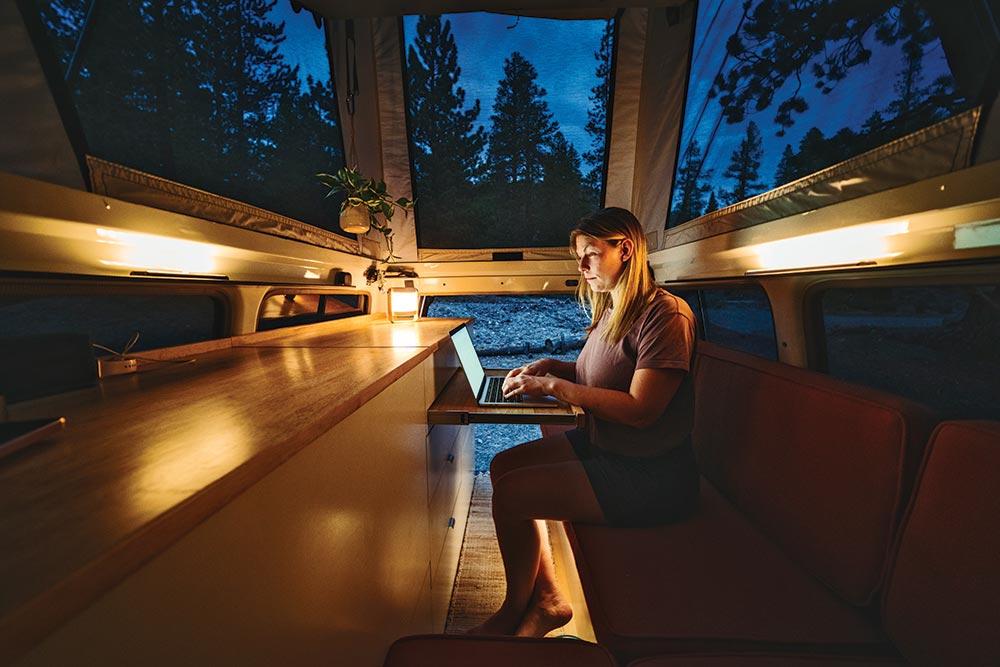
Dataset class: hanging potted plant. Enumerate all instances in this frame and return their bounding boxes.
[316,167,415,275]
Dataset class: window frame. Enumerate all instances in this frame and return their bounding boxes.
[256,287,370,332]
[667,280,779,360]
[0,276,232,351]
[803,262,1000,373]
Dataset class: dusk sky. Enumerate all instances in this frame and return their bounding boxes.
[270,3,332,85]
[685,0,955,190]
[403,13,608,161]
[271,6,607,164]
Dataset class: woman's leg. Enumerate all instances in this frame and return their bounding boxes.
[469,432,604,636]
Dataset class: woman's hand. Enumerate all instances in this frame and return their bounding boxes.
[503,359,553,397]
[505,359,551,381]
[502,370,555,399]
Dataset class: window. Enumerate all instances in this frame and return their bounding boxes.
[675,286,777,359]
[426,294,589,471]
[403,14,614,248]
[0,293,224,353]
[257,290,368,331]
[819,283,1000,419]
[30,0,345,233]
[669,0,975,226]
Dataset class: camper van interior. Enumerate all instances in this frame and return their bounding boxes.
[1,0,998,665]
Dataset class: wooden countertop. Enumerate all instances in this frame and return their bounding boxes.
[0,316,464,662]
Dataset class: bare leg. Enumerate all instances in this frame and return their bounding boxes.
[514,521,573,637]
[468,433,603,636]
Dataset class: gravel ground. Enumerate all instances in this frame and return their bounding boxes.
[427,295,590,472]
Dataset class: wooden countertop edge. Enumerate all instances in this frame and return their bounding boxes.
[0,341,433,664]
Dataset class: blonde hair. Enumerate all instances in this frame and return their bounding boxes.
[570,207,658,344]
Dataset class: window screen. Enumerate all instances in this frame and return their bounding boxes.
[30,0,345,233]
[675,286,777,359]
[403,14,614,248]
[0,293,223,352]
[669,0,975,227]
[820,283,1000,419]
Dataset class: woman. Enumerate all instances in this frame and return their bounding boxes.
[470,207,700,637]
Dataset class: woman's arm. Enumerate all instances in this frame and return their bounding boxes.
[505,367,685,429]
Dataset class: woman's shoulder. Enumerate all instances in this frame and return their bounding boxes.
[629,290,696,338]
[646,288,695,321]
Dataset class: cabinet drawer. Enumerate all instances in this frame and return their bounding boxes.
[428,451,461,571]
[430,473,470,631]
[429,425,474,586]
[428,423,460,499]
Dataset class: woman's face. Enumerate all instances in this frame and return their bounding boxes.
[574,236,632,294]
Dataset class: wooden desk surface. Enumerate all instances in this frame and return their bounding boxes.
[428,368,585,427]
[0,316,464,661]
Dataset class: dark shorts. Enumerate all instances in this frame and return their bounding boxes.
[566,429,699,527]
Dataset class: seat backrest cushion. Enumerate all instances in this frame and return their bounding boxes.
[693,342,937,606]
[383,635,619,667]
[882,420,1000,667]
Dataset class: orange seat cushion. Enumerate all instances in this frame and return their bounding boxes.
[383,635,619,667]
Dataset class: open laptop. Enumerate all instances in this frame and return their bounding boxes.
[449,323,559,407]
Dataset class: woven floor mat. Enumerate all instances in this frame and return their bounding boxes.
[445,472,504,633]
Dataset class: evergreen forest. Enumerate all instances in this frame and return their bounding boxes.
[405,15,612,249]
[31,0,346,233]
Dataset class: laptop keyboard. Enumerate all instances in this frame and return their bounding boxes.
[485,376,522,403]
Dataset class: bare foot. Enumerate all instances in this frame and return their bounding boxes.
[514,595,573,637]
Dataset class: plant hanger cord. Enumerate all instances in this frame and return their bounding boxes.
[344,19,360,170]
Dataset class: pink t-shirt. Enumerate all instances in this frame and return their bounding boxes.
[575,289,697,457]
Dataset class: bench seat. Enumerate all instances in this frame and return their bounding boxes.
[383,351,999,667]
[383,635,618,666]
[567,342,937,662]
[567,480,891,660]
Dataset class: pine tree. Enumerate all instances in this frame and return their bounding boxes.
[55,1,178,176]
[722,120,765,204]
[860,110,888,151]
[774,144,797,187]
[193,0,299,204]
[264,76,345,230]
[582,19,614,203]
[705,189,720,215]
[485,51,556,185]
[36,0,344,230]
[795,127,830,178]
[711,0,957,133]
[537,132,592,245]
[478,51,559,241]
[669,139,713,226]
[406,15,486,243]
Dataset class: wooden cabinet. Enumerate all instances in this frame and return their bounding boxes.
[19,361,436,667]
[3,319,481,665]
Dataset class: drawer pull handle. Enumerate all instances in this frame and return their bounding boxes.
[448,517,456,529]
[446,454,455,464]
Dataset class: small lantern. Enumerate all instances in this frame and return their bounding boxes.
[388,279,419,323]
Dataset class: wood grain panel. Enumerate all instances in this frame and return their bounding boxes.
[18,362,432,666]
[0,318,460,662]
